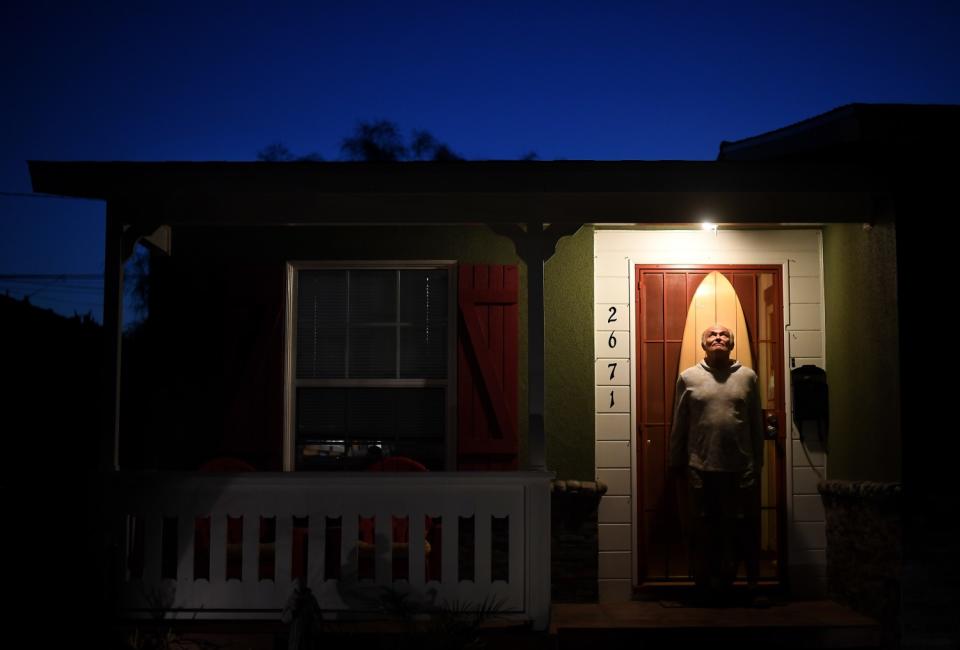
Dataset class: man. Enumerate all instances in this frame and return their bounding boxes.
[669,324,764,605]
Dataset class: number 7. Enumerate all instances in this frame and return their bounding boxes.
[607,362,617,381]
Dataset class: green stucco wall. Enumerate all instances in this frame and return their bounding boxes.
[175,223,594,475]
[544,225,595,480]
[822,222,901,481]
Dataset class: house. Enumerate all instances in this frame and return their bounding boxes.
[29,103,950,634]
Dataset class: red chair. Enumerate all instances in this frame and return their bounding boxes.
[198,457,256,473]
[195,458,261,580]
[359,456,434,581]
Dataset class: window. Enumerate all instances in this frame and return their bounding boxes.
[285,263,454,470]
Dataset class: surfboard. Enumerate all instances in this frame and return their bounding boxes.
[678,271,753,373]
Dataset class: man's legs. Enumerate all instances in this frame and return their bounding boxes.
[737,470,765,605]
[686,467,710,598]
[688,469,740,604]
[714,472,739,600]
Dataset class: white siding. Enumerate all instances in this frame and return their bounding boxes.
[792,467,823,495]
[598,496,632,523]
[793,438,826,466]
[788,330,823,358]
[787,303,821,331]
[593,227,828,599]
[598,551,632,579]
[598,524,632,551]
[596,441,630,468]
[595,413,631,440]
[793,495,826,522]
[793,522,827,550]
[789,276,822,304]
[597,469,631,495]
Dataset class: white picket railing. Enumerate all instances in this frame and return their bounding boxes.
[111,471,552,630]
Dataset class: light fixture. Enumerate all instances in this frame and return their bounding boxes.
[701,222,718,235]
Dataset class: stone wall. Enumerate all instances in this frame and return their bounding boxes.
[552,479,607,602]
[819,480,901,649]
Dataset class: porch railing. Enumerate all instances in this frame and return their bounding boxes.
[111,471,552,629]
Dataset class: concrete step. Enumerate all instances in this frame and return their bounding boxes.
[552,600,881,650]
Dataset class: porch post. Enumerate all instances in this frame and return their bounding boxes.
[102,202,124,471]
[526,221,547,471]
[490,222,582,471]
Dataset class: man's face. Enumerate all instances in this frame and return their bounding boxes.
[702,326,733,354]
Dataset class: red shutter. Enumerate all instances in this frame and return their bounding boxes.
[457,264,519,470]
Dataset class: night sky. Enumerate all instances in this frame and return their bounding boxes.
[3,1,959,320]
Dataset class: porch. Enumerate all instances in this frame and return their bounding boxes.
[110,471,552,629]
[551,600,881,649]
[115,599,881,649]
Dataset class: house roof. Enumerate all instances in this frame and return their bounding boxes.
[29,159,877,226]
[718,103,960,162]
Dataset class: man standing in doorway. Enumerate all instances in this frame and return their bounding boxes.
[669,324,765,606]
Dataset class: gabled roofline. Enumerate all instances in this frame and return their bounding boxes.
[719,104,863,158]
[718,103,960,160]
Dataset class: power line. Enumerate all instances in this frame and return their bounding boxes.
[0,191,102,201]
[1,288,103,298]
[0,286,103,297]
[0,273,103,280]
[2,293,102,308]
[0,278,102,285]
[0,273,107,304]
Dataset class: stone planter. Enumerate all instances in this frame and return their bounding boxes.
[819,480,901,648]
[551,479,607,602]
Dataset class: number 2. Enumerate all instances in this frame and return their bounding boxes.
[607,306,617,323]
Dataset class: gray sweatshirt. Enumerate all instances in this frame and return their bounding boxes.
[669,361,764,473]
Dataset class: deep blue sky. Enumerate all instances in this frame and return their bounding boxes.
[2,1,959,320]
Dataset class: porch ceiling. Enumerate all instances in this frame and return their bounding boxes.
[28,160,879,225]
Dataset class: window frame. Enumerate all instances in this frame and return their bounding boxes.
[283,260,458,471]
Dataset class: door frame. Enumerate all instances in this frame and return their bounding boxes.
[630,263,790,589]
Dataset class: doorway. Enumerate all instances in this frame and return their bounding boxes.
[634,265,787,587]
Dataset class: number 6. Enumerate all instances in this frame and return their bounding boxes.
[608,332,617,348]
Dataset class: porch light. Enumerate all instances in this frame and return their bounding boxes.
[701,222,718,236]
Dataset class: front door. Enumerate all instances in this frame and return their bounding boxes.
[635,265,787,586]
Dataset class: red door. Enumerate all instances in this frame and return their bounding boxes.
[635,265,787,586]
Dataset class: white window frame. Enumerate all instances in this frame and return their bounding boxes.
[283,260,458,471]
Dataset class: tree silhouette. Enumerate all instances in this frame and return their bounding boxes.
[409,129,463,161]
[257,120,549,163]
[340,120,464,162]
[341,120,409,161]
[257,142,324,162]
